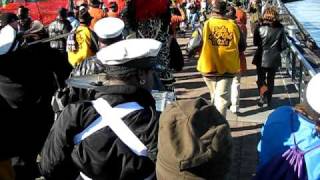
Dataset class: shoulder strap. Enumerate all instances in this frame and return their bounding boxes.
[73,98,148,156]
[198,27,202,37]
[90,30,99,52]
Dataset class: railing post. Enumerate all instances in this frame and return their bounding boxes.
[298,60,303,102]
[291,51,296,82]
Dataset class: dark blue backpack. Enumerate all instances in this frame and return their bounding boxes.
[254,113,320,180]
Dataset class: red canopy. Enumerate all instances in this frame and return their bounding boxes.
[0,0,129,25]
[0,0,69,25]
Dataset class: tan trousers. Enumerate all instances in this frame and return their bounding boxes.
[203,76,233,117]
[230,74,241,113]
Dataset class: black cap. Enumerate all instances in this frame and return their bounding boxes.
[17,6,29,19]
[78,9,93,23]
[57,8,68,19]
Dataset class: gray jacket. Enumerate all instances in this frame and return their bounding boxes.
[48,19,72,51]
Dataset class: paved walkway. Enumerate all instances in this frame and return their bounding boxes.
[175,30,299,180]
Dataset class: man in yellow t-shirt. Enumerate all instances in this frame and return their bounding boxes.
[67,9,99,67]
[197,0,246,117]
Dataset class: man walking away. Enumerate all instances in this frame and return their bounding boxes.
[197,0,246,117]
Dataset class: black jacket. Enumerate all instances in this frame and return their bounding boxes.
[253,22,287,68]
[0,44,71,160]
[39,85,159,180]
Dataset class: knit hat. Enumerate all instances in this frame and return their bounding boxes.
[305,73,320,114]
[211,0,227,14]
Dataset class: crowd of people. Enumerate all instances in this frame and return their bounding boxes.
[0,0,319,179]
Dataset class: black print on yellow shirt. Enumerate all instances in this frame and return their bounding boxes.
[209,26,233,46]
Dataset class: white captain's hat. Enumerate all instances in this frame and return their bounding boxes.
[66,39,162,88]
[306,73,320,114]
[97,38,162,69]
[94,17,124,40]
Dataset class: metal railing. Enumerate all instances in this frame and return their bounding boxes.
[273,0,320,102]
[282,38,318,102]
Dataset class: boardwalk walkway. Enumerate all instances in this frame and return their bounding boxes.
[175,31,299,180]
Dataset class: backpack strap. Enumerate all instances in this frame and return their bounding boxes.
[73,98,148,156]
[90,30,99,53]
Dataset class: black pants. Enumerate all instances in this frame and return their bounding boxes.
[256,66,276,102]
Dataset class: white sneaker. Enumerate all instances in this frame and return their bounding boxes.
[230,106,239,114]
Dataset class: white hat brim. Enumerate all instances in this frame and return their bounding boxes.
[0,25,16,55]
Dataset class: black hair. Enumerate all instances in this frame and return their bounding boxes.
[17,6,29,19]
[235,0,242,7]
[67,11,75,17]
[109,2,118,12]
[58,8,68,19]
[219,1,227,15]
[99,34,123,45]
[0,13,18,29]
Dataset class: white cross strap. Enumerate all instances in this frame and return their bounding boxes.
[73,98,148,157]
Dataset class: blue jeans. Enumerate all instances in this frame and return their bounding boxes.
[189,13,198,31]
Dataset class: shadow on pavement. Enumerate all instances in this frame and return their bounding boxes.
[231,124,263,131]
[238,106,271,117]
[175,81,206,89]
[238,96,299,117]
[240,85,298,99]
[230,132,259,180]
[241,69,257,77]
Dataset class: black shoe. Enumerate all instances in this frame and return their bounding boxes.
[267,100,272,108]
